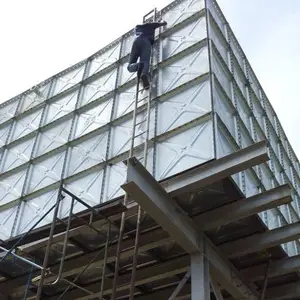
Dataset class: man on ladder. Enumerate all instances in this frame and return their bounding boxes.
[127,19,167,90]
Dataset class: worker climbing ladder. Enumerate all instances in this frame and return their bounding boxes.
[110,8,160,300]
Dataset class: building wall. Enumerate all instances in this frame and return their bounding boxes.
[207,0,300,256]
[0,0,214,240]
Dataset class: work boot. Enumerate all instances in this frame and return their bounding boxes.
[141,74,150,90]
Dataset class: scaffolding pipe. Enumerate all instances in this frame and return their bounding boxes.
[48,197,75,285]
[100,222,111,300]
[35,190,62,300]
[0,202,57,263]
[0,246,43,270]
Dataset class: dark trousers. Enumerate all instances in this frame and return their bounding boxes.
[127,37,152,77]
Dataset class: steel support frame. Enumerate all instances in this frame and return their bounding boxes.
[122,150,265,300]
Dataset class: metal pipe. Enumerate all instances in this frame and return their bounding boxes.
[35,190,62,300]
[0,246,43,270]
[0,203,57,263]
[48,197,75,285]
[260,258,271,300]
[129,205,142,299]
[100,222,111,300]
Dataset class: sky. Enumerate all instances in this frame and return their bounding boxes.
[0,0,299,156]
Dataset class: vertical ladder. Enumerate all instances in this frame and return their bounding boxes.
[110,8,158,300]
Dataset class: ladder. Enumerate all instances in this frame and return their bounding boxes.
[110,8,159,300]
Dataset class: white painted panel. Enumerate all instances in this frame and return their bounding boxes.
[162,16,207,61]
[0,170,26,206]
[44,90,78,125]
[19,83,51,113]
[248,68,260,100]
[0,124,11,147]
[0,101,18,124]
[214,86,235,134]
[236,91,251,133]
[119,61,136,86]
[80,69,117,107]
[252,94,264,130]
[122,33,135,58]
[157,79,211,135]
[160,46,209,95]
[113,85,147,120]
[244,170,260,197]
[26,151,65,193]
[230,35,244,72]
[65,168,104,208]
[10,109,42,142]
[16,190,58,236]
[1,138,34,172]
[206,0,225,35]
[209,19,228,64]
[155,118,214,180]
[163,0,205,29]
[35,119,72,157]
[102,162,127,202]
[89,43,121,76]
[74,98,113,138]
[211,51,231,97]
[67,131,108,176]
[53,65,85,96]
[268,123,280,158]
[260,163,273,191]
[0,205,18,240]
[233,62,246,97]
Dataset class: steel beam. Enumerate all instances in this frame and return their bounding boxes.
[162,141,269,197]
[122,157,259,300]
[46,256,190,300]
[242,254,300,282]
[265,282,300,300]
[210,274,224,300]
[191,252,210,300]
[196,184,291,231]
[220,222,300,259]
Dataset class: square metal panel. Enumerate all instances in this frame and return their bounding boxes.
[35,118,72,157]
[155,118,214,180]
[0,170,27,206]
[26,151,65,194]
[0,124,11,147]
[1,138,35,172]
[0,205,19,240]
[18,83,51,114]
[67,131,108,176]
[159,46,209,95]
[89,42,121,77]
[15,190,58,236]
[0,101,18,125]
[44,90,78,125]
[163,0,204,28]
[65,167,105,208]
[10,109,42,142]
[157,79,211,135]
[74,98,113,138]
[80,69,117,107]
[162,16,206,61]
[52,65,85,96]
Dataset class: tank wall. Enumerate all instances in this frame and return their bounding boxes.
[207,0,300,256]
[0,0,214,240]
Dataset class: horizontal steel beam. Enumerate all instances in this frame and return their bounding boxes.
[196,184,291,231]
[220,222,300,259]
[162,140,269,196]
[122,157,259,300]
[265,282,300,300]
[241,254,300,282]
[45,256,190,300]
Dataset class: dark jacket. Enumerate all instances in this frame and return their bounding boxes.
[134,22,166,45]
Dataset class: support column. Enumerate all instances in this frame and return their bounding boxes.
[191,250,210,300]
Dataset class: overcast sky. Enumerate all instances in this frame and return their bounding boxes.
[0,0,299,156]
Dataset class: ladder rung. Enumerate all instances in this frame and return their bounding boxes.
[135,119,146,126]
[134,131,147,138]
